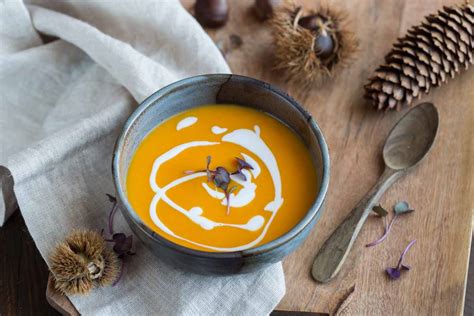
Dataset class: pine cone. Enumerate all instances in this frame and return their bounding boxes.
[365,3,473,110]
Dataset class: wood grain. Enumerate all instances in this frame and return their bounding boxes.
[46,274,79,316]
[182,0,474,314]
[0,211,60,316]
[312,102,439,283]
[312,167,400,283]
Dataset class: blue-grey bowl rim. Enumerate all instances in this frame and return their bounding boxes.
[112,74,330,258]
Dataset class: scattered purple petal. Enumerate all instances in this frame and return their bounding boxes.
[231,170,247,181]
[235,157,253,170]
[394,201,415,215]
[225,186,237,216]
[372,204,388,217]
[113,234,133,258]
[367,201,415,248]
[206,156,212,181]
[366,215,398,247]
[106,194,118,235]
[386,239,416,280]
[112,233,126,243]
[214,167,230,191]
[386,267,401,280]
[397,240,416,268]
[184,169,208,176]
[104,194,135,260]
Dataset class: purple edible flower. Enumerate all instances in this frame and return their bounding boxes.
[225,186,237,215]
[235,157,253,171]
[106,194,118,235]
[366,202,414,248]
[213,167,231,191]
[386,240,416,280]
[110,233,135,258]
[231,157,253,181]
[205,155,212,182]
[366,215,397,247]
[104,194,135,285]
[184,155,254,215]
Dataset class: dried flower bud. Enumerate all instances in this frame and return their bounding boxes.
[254,0,282,21]
[194,0,229,28]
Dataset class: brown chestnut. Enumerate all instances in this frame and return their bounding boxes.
[194,0,229,28]
[298,14,335,59]
[314,32,334,59]
[298,14,326,31]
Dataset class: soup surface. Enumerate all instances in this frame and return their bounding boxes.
[126,104,317,252]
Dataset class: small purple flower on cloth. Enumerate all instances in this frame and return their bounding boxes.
[103,194,135,285]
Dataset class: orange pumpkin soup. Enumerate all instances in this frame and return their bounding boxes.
[126,105,317,252]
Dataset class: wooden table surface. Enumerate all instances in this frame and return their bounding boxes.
[184,0,474,314]
[1,0,473,315]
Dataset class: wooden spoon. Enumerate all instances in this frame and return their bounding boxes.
[312,102,439,283]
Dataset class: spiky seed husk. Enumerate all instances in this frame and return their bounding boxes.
[271,3,358,89]
[50,230,120,295]
[365,3,474,110]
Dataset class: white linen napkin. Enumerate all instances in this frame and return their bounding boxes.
[0,0,285,314]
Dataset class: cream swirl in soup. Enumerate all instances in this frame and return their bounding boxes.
[126,105,317,252]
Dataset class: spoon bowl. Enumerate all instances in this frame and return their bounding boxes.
[383,102,439,170]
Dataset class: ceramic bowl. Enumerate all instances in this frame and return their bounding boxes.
[112,74,330,275]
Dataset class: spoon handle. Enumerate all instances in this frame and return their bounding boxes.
[312,167,400,283]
